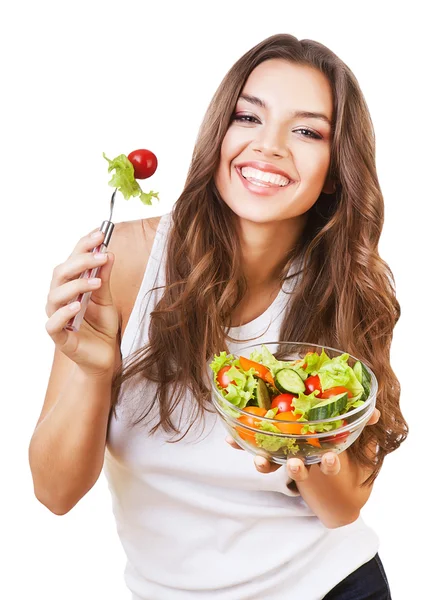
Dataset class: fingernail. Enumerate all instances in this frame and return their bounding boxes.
[289,462,300,473]
[256,458,267,468]
[326,456,335,466]
[91,231,103,239]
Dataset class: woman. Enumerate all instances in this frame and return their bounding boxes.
[30,33,407,599]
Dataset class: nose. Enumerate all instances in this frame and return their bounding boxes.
[251,125,289,159]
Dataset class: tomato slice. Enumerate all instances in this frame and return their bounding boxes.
[239,356,274,385]
[304,375,322,395]
[271,393,296,414]
[217,365,236,389]
[320,386,353,399]
[236,406,267,444]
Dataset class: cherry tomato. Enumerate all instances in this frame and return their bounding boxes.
[127,149,158,179]
[271,393,296,414]
[239,356,275,385]
[236,406,267,444]
[305,375,322,395]
[216,365,237,389]
[274,411,303,435]
[320,386,353,399]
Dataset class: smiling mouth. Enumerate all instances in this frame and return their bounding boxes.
[235,166,293,188]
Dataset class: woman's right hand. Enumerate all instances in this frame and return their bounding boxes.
[45,228,120,378]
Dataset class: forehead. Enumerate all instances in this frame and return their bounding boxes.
[239,59,333,119]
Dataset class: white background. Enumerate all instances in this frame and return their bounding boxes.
[1,1,442,598]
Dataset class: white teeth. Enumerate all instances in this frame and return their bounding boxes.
[240,166,290,187]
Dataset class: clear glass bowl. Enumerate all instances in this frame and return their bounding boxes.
[209,341,378,465]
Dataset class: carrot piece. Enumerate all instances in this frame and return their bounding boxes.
[306,437,321,448]
[239,356,274,385]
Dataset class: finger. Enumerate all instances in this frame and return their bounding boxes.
[46,251,113,318]
[320,452,341,476]
[366,408,381,426]
[51,246,109,292]
[87,250,115,306]
[254,455,281,473]
[53,228,105,288]
[69,228,105,259]
[225,436,243,450]
[45,300,82,351]
[287,458,310,482]
[46,274,102,318]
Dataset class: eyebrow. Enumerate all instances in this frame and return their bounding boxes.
[238,93,332,126]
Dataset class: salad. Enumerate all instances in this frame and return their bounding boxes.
[103,149,160,205]
[210,345,372,455]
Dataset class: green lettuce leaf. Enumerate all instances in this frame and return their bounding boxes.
[264,407,279,418]
[209,351,234,380]
[350,399,365,408]
[220,399,241,419]
[209,351,257,410]
[255,421,300,454]
[223,366,257,410]
[331,353,350,364]
[103,152,160,205]
[140,190,160,205]
[250,345,307,381]
[291,390,320,417]
[302,349,332,374]
[301,418,343,434]
[255,421,282,452]
[318,359,364,399]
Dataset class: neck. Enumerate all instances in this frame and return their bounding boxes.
[236,215,307,289]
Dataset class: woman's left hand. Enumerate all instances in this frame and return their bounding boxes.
[226,407,381,481]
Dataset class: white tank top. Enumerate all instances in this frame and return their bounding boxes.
[104,212,379,600]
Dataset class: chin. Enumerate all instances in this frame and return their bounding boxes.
[223,199,291,225]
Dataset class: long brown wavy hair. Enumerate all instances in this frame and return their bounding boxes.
[110,33,408,485]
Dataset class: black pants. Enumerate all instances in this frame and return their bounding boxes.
[323,553,391,599]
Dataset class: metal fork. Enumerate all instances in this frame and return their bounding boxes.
[64,189,116,332]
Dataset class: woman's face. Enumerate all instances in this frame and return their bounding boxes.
[215,59,334,224]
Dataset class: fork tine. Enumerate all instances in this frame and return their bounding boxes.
[110,188,117,221]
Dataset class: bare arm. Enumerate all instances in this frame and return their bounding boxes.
[29,218,160,515]
[28,364,115,515]
[29,221,130,515]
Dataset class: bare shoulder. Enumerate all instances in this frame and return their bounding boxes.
[107,216,164,339]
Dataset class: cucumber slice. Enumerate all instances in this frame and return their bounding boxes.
[256,378,271,410]
[353,361,371,401]
[307,392,348,420]
[353,361,363,383]
[275,368,305,395]
[361,364,371,400]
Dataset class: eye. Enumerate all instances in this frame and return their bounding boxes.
[231,113,260,124]
[294,128,322,140]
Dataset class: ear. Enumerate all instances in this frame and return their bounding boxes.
[322,178,337,195]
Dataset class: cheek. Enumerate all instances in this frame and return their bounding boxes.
[220,127,249,167]
[215,132,242,189]
[300,145,331,180]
